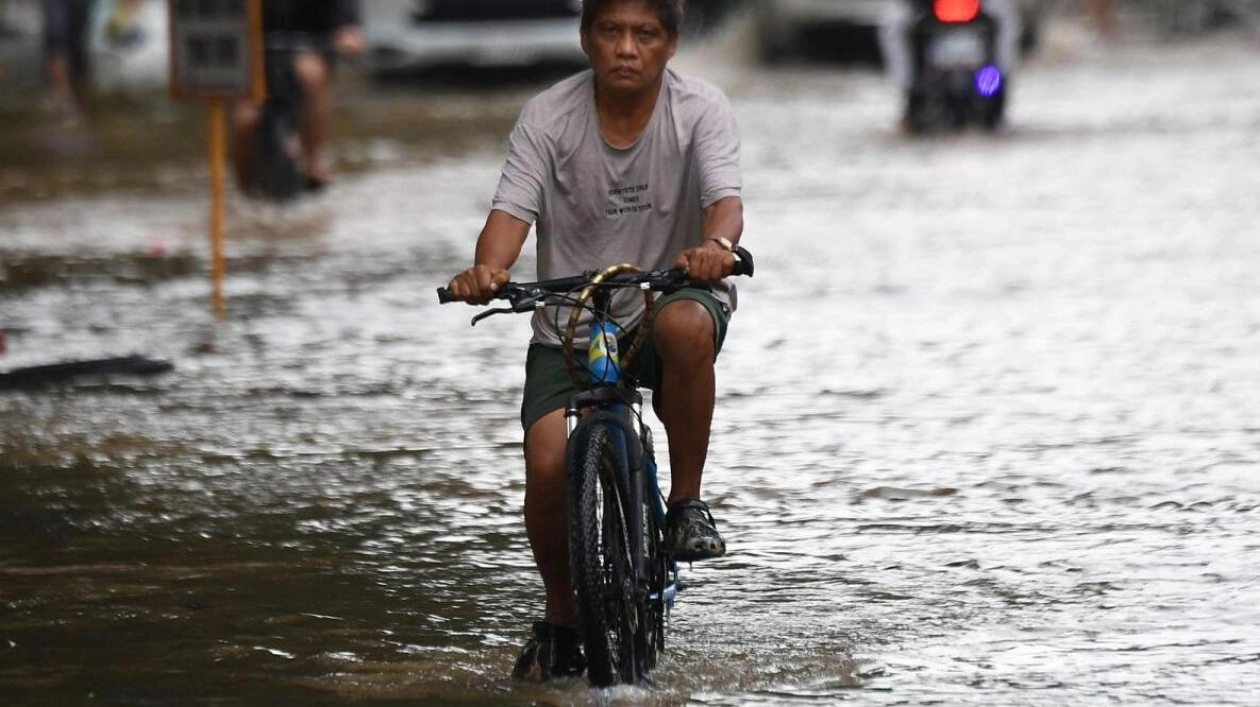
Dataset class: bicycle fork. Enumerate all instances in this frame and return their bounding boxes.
[566,404,648,600]
[568,318,650,604]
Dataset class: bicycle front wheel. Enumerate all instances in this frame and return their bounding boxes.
[568,421,638,687]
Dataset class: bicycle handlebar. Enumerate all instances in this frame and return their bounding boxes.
[436,246,754,308]
[436,269,690,326]
[436,272,588,306]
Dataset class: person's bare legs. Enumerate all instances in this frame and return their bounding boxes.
[524,409,578,627]
[653,299,717,504]
[45,53,81,123]
[293,51,332,182]
[230,102,262,192]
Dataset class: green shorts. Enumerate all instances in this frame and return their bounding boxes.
[521,288,730,432]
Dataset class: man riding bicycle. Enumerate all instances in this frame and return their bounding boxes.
[230,0,362,195]
[444,0,745,683]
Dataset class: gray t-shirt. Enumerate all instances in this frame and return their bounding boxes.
[491,68,742,347]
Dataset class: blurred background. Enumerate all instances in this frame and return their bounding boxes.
[2,0,1257,196]
[3,1,1260,705]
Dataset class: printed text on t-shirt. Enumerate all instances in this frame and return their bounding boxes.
[606,183,653,217]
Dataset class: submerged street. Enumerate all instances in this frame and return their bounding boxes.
[3,16,1259,706]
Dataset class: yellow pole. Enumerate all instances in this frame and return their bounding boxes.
[208,101,226,320]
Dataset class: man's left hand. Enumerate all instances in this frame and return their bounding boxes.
[675,241,735,284]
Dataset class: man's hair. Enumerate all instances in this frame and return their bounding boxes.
[581,0,685,38]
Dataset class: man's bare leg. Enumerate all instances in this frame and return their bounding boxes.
[523,409,578,627]
[293,51,332,183]
[652,298,727,560]
[230,102,262,192]
[45,54,81,124]
[653,299,717,505]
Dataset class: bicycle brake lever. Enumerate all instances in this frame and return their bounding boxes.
[470,307,512,326]
[470,297,543,326]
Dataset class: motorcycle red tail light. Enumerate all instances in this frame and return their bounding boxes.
[934,0,980,23]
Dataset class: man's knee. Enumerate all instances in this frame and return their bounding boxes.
[653,299,716,365]
[524,409,567,485]
[293,52,329,91]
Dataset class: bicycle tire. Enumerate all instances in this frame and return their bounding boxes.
[637,480,668,674]
[568,421,639,686]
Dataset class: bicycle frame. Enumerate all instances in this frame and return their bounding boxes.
[563,287,680,614]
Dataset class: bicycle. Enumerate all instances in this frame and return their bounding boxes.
[437,257,752,686]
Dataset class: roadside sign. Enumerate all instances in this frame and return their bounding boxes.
[168,0,263,319]
[168,0,263,103]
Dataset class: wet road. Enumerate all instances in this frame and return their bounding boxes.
[3,19,1260,706]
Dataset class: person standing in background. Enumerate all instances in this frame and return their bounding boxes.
[41,0,96,125]
[231,0,363,193]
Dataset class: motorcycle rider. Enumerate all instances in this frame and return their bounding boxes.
[878,0,1023,116]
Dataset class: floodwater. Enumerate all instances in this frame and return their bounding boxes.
[3,17,1260,707]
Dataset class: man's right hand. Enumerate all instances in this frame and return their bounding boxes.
[446,265,511,305]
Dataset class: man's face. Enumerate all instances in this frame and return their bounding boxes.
[581,1,678,96]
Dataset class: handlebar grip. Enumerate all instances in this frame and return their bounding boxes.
[731,245,755,278]
[436,287,459,304]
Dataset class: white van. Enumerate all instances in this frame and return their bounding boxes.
[362,0,587,76]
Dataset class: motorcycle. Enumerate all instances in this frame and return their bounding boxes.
[904,0,1010,134]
